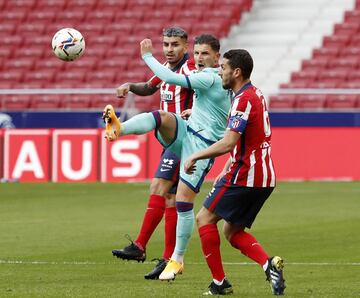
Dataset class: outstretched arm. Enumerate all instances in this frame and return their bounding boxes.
[116,82,158,98]
[140,39,214,90]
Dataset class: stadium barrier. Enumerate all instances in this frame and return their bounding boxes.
[0,128,359,182]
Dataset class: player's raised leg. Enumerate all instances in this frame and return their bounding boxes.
[103,106,177,145]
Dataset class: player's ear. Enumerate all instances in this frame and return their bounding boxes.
[234,68,242,79]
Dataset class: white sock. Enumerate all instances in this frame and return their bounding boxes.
[171,253,184,264]
[213,278,225,285]
[263,260,269,271]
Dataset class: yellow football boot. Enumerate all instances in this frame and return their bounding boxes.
[159,259,184,281]
[102,104,121,141]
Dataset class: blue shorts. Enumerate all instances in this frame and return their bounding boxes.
[156,114,214,193]
[203,177,274,228]
[154,149,180,194]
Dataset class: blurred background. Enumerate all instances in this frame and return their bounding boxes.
[0,0,359,182]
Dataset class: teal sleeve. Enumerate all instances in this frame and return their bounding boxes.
[142,53,215,90]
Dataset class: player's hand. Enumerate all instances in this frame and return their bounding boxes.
[184,157,197,175]
[116,83,130,98]
[140,39,153,56]
[181,109,192,120]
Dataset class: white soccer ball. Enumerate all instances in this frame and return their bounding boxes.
[51,28,85,61]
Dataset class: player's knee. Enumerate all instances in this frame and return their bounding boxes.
[165,194,176,208]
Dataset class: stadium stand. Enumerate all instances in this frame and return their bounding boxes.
[1,0,360,112]
[0,0,252,111]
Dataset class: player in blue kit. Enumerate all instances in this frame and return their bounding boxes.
[103,34,231,281]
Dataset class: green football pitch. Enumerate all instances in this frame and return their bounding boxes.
[0,182,359,297]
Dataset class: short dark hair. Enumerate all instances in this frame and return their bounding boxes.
[163,27,188,40]
[223,49,253,79]
[194,34,220,52]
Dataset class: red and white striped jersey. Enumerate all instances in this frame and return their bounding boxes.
[224,82,276,187]
[148,54,196,114]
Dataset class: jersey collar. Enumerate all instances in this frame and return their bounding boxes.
[234,81,252,98]
[170,53,189,72]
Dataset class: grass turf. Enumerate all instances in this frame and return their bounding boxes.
[0,182,359,297]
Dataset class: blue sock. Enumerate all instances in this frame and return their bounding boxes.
[172,202,194,262]
[121,111,161,135]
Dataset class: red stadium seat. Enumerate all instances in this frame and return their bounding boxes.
[291,70,319,82]
[95,0,128,9]
[126,0,156,10]
[55,72,86,84]
[105,47,137,59]
[340,46,360,57]
[85,71,116,83]
[327,57,360,70]
[334,22,360,35]
[4,58,34,71]
[61,95,91,109]
[24,69,56,84]
[2,95,31,110]
[318,70,348,82]
[268,95,296,110]
[143,9,175,23]
[64,0,97,11]
[312,47,339,59]
[5,0,36,9]
[26,11,56,22]
[16,22,47,35]
[96,59,127,71]
[0,70,24,83]
[344,10,360,23]
[295,95,326,110]
[107,23,134,36]
[113,10,144,22]
[301,58,329,71]
[325,95,357,109]
[0,46,14,59]
[0,23,17,34]
[84,10,116,24]
[153,0,185,9]
[90,96,124,109]
[322,35,350,48]
[35,0,65,10]
[30,95,62,110]
[34,59,65,71]
[349,35,360,47]
[55,11,86,22]
[0,9,28,22]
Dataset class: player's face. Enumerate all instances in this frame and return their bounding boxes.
[220,58,235,90]
[193,44,220,70]
[162,36,188,66]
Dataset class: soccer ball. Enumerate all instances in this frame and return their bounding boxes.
[51,28,85,61]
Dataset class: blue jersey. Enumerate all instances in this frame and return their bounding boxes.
[143,53,230,143]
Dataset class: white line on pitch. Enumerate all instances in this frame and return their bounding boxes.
[0,260,359,266]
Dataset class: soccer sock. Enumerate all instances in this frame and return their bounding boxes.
[171,202,194,263]
[199,224,225,282]
[134,194,165,250]
[229,230,269,267]
[121,111,161,136]
[163,207,177,260]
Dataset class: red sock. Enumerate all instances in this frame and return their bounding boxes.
[199,224,225,282]
[162,207,177,260]
[230,230,269,266]
[135,195,165,250]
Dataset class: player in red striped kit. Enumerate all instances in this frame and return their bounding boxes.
[184,49,285,295]
[112,27,196,279]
